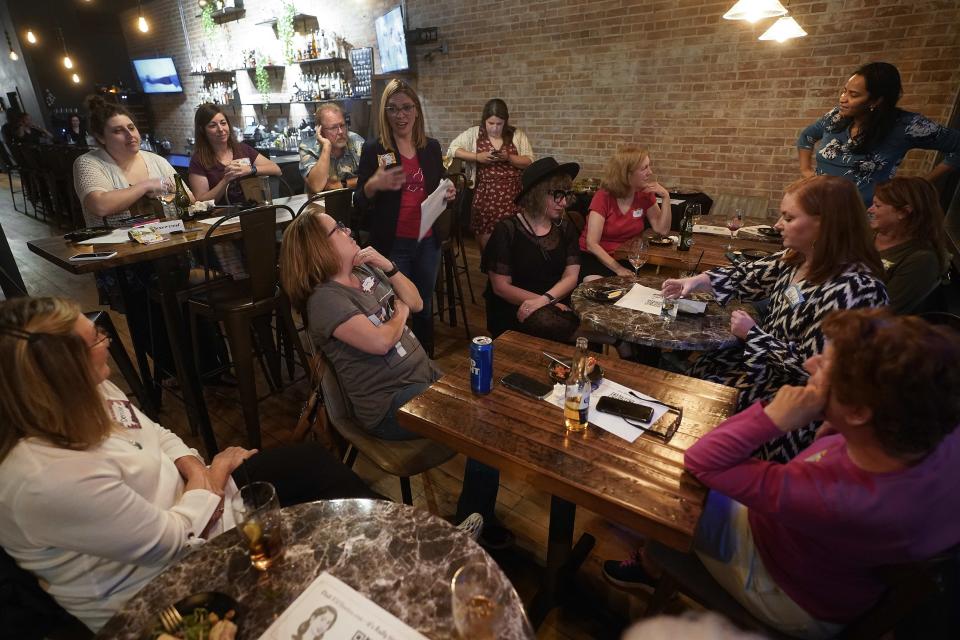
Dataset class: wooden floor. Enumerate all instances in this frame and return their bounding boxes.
[2,177,698,639]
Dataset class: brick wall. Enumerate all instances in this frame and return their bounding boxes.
[121,0,960,209]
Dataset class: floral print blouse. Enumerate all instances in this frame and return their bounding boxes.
[797,107,960,204]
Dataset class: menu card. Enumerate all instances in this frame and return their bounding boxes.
[614,284,707,316]
[258,572,428,640]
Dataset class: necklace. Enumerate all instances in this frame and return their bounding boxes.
[517,213,552,262]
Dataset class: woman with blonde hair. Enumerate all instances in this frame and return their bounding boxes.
[869,176,951,313]
[579,145,672,280]
[354,79,455,356]
[661,175,888,462]
[0,297,377,632]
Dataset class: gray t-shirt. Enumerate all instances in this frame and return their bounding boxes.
[307,265,438,429]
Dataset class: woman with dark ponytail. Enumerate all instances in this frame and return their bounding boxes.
[797,61,960,204]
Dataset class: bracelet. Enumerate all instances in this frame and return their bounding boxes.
[543,292,556,303]
[383,262,400,278]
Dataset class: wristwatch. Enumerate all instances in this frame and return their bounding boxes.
[249,164,258,177]
[383,262,400,278]
[543,292,556,303]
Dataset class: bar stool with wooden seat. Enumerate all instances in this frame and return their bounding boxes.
[317,353,454,505]
[185,203,308,449]
[434,173,472,337]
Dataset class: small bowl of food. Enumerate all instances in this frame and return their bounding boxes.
[547,356,604,390]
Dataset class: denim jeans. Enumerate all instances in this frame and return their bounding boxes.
[389,235,441,355]
[455,459,501,523]
[367,381,431,440]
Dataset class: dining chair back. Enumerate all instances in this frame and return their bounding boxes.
[317,352,454,505]
[320,187,354,226]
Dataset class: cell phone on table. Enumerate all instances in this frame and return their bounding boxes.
[69,251,118,261]
[596,396,654,424]
[500,372,553,400]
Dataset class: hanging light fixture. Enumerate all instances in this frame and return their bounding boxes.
[137,0,150,33]
[723,0,788,23]
[58,27,74,69]
[72,73,81,83]
[759,16,807,42]
[25,29,37,44]
[4,29,18,60]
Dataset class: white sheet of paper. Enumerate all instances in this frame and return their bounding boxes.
[544,378,670,443]
[78,229,134,245]
[258,571,428,640]
[655,197,685,205]
[419,178,453,241]
[693,224,732,237]
[614,283,666,316]
[196,208,293,226]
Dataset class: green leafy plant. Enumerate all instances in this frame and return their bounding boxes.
[200,4,217,38]
[255,57,270,104]
[277,3,297,64]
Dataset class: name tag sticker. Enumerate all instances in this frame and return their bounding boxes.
[632,208,644,218]
[784,284,805,308]
[108,399,142,429]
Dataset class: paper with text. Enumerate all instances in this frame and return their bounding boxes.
[419,178,453,241]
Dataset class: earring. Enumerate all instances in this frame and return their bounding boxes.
[869,105,877,112]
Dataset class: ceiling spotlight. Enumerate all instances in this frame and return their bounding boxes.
[72,73,81,83]
[9,49,18,61]
[63,55,73,69]
[26,30,37,44]
[138,1,149,33]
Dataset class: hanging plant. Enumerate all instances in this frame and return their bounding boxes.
[200,4,217,38]
[277,3,297,64]
[255,57,271,104]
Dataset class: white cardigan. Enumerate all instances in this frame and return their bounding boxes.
[0,381,233,631]
[447,125,534,188]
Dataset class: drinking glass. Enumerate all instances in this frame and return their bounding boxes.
[686,202,702,227]
[442,152,455,174]
[451,562,508,640]
[231,481,285,570]
[156,177,177,219]
[726,208,744,251]
[628,239,648,276]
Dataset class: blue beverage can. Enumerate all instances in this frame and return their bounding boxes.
[470,336,494,394]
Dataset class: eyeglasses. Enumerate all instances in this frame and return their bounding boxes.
[321,123,346,133]
[327,221,351,237]
[90,326,111,349]
[384,104,416,117]
[549,190,575,204]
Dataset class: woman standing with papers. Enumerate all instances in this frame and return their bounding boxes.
[355,79,455,356]
[660,176,887,462]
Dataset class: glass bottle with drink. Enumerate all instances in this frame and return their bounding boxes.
[564,337,591,432]
[678,205,694,251]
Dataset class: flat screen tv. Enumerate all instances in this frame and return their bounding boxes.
[132,57,183,94]
[375,6,409,74]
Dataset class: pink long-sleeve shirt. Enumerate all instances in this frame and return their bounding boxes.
[685,402,960,623]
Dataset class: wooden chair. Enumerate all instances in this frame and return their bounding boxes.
[644,540,959,639]
[435,173,472,338]
[318,353,454,505]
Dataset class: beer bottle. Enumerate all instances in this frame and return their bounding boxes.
[564,337,591,432]
[678,206,694,251]
[173,174,191,220]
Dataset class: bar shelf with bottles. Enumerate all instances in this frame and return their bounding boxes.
[197,0,246,24]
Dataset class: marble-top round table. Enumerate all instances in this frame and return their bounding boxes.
[571,274,751,351]
[97,499,533,639]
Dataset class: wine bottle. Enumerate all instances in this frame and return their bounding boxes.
[678,206,693,252]
[173,174,191,220]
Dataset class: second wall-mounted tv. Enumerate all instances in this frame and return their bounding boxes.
[132,57,183,94]
[375,6,409,74]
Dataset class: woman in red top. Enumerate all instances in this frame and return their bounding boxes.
[579,146,672,280]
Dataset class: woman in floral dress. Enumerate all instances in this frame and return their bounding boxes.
[797,61,960,204]
[662,176,888,463]
[448,99,534,250]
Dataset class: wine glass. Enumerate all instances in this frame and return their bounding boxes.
[687,202,702,227]
[156,176,176,219]
[451,562,507,639]
[442,153,455,176]
[726,208,744,252]
[628,239,648,277]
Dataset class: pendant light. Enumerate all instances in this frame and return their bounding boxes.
[759,16,807,42]
[137,0,150,33]
[25,29,37,44]
[58,27,74,69]
[722,0,788,23]
[72,73,81,83]
[3,20,17,60]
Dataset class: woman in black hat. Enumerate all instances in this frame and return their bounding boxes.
[482,157,582,342]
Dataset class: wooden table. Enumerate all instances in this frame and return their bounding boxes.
[571,274,751,351]
[26,195,310,455]
[397,331,737,626]
[98,500,534,640]
[615,223,782,273]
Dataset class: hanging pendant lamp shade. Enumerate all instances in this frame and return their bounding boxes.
[759,16,807,42]
[723,0,788,23]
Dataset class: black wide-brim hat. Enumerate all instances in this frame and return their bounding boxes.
[514,157,580,204]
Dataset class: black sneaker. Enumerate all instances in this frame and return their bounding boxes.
[602,549,658,589]
[478,522,515,550]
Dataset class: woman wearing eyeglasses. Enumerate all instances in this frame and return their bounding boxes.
[0,297,379,632]
[354,79,456,356]
[483,157,582,342]
[579,145,672,281]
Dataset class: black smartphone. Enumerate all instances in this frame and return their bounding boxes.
[69,251,118,261]
[500,372,553,400]
[596,396,654,424]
